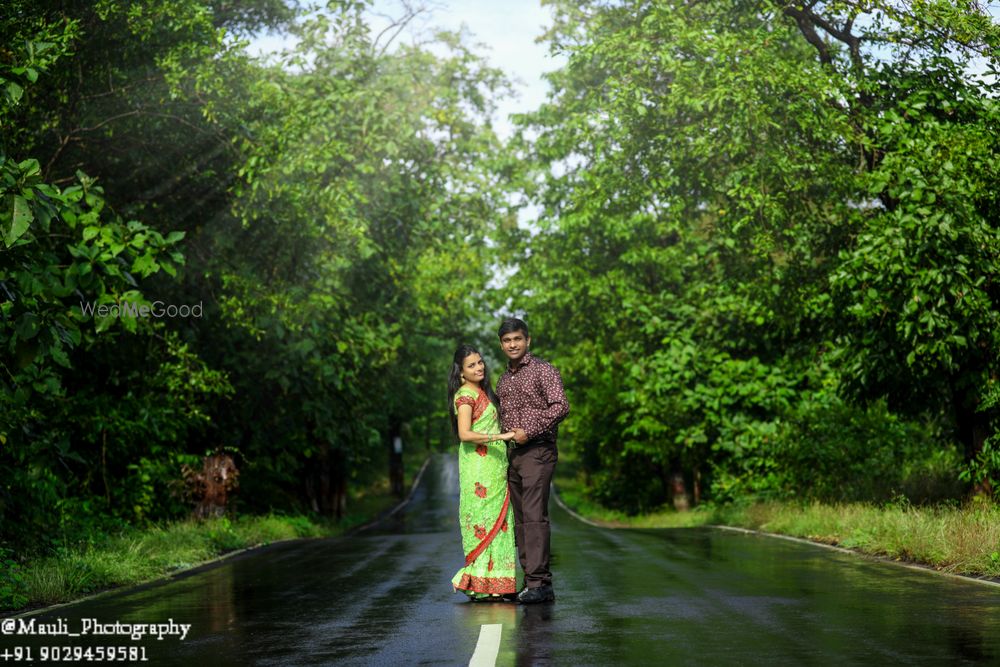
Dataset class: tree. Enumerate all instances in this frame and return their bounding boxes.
[508,0,1000,508]
[779,2,1000,494]
[2,0,514,546]
[1,3,228,549]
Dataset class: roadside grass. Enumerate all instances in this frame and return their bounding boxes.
[5,454,429,614]
[554,453,1000,580]
[712,501,1000,577]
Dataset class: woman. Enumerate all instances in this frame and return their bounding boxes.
[448,344,518,602]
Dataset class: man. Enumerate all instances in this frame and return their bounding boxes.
[496,317,569,604]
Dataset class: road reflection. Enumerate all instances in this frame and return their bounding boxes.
[4,454,999,666]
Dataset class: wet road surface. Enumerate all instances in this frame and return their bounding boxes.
[5,453,1000,665]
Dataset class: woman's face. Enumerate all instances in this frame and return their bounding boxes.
[461,353,486,385]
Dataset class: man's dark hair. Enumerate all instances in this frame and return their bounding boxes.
[498,317,529,339]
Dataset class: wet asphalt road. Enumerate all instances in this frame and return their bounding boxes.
[5,452,1000,666]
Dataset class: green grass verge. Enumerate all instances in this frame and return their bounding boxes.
[4,454,429,614]
[554,454,1000,580]
[711,500,1000,578]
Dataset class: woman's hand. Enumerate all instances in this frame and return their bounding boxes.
[500,431,516,443]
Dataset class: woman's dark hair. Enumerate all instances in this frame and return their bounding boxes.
[497,317,529,339]
[448,344,501,436]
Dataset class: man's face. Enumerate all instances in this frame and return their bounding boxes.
[500,330,530,364]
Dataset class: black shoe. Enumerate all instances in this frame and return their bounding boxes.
[470,593,517,603]
[517,584,555,604]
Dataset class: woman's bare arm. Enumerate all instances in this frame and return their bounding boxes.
[457,403,514,444]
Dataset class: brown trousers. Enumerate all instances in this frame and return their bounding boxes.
[507,441,558,588]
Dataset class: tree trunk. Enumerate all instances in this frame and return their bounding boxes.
[389,418,404,498]
[669,459,690,512]
[954,391,993,497]
[330,446,347,519]
[306,442,348,519]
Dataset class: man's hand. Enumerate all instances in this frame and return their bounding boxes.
[512,428,528,445]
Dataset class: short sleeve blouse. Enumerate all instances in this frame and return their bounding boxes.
[454,386,489,423]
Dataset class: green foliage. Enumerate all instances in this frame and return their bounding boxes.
[767,393,962,504]
[512,0,1000,507]
[508,0,853,509]
[204,517,243,551]
[960,436,1000,501]
[0,5,79,114]
[0,7,228,552]
[167,4,513,513]
[5,0,998,556]
[831,58,1000,416]
[0,546,27,610]
[3,0,510,555]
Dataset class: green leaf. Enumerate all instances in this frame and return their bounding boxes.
[5,82,24,104]
[94,314,115,333]
[4,195,33,246]
[14,313,40,340]
[17,159,40,178]
[50,344,71,368]
[131,253,159,277]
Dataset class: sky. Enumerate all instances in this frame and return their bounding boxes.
[249,0,566,139]
[250,2,1000,130]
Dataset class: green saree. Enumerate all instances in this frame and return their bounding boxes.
[451,385,517,598]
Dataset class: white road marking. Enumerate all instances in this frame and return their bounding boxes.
[469,623,503,667]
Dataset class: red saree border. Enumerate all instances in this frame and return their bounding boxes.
[471,386,490,423]
[454,386,492,423]
[454,574,516,595]
[465,483,510,566]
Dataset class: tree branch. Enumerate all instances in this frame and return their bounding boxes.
[782,3,864,73]
[782,6,832,65]
[75,109,142,133]
[371,1,431,59]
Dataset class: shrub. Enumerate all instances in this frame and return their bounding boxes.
[773,393,961,503]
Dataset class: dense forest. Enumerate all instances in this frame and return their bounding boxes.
[511,0,1000,512]
[2,0,999,561]
[1,0,513,555]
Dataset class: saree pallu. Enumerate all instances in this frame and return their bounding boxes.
[451,386,517,598]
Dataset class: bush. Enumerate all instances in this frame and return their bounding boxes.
[590,451,668,515]
[773,394,962,504]
[960,434,1000,502]
[0,547,27,610]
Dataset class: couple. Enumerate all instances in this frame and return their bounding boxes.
[448,317,569,604]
